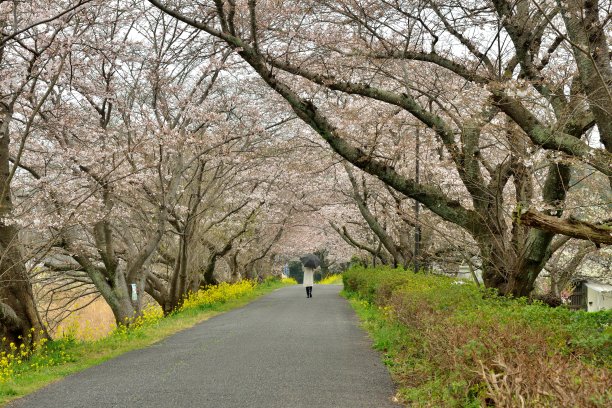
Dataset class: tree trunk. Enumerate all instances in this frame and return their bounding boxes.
[0,225,48,345]
[229,251,240,282]
[508,229,556,296]
[167,234,187,313]
[477,234,512,293]
[0,100,47,346]
[478,236,545,297]
[85,264,138,327]
[146,273,169,314]
[479,161,571,297]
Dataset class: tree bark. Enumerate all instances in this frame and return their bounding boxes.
[0,101,47,345]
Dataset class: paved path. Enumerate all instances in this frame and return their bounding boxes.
[8,285,398,408]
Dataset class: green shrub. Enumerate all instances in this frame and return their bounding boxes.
[343,266,612,407]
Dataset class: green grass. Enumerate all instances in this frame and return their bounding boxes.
[0,279,290,406]
[342,266,612,407]
[343,291,482,407]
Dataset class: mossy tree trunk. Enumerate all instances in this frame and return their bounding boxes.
[0,97,48,346]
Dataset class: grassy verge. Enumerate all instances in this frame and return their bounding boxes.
[0,278,292,406]
[343,266,611,407]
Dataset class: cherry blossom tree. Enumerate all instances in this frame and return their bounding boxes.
[148,0,612,297]
[13,3,188,326]
[3,0,610,345]
[0,0,93,344]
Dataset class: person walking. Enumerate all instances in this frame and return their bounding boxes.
[303,266,315,298]
[300,254,320,298]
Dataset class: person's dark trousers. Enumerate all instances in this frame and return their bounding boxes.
[306,286,312,298]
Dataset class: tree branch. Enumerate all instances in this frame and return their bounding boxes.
[491,90,612,176]
[329,222,388,264]
[518,209,612,245]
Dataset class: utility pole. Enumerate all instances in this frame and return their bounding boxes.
[414,127,421,273]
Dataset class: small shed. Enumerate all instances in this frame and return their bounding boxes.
[568,279,612,312]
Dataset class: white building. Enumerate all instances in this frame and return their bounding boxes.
[569,279,612,312]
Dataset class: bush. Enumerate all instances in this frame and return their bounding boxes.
[344,266,612,407]
[179,280,256,312]
[319,274,342,285]
[281,276,298,285]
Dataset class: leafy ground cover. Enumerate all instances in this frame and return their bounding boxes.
[0,277,293,405]
[343,266,611,407]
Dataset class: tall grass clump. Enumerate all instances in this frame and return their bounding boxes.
[344,266,611,407]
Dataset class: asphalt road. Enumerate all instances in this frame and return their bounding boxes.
[8,285,399,408]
